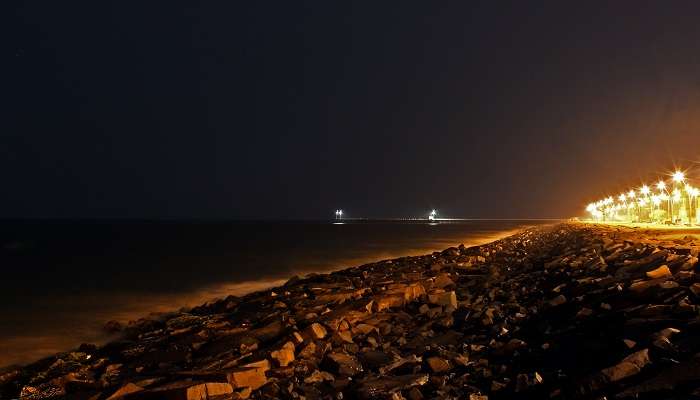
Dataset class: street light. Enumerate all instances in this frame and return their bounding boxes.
[672,171,687,223]
[655,180,670,222]
[618,193,628,221]
[640,185,651,222]
[673,171,685,183]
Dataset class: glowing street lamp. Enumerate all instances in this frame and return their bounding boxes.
[335,209,344,220]
[667,171,686,223]
[673,171,685,183]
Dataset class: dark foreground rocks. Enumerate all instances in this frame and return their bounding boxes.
[4,223,700,399]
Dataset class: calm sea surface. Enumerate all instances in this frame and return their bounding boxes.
[0,219,556,367]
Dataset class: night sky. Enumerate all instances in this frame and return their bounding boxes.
[9,2,700,219]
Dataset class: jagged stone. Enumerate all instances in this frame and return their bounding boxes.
[270,341,295,367]
[601,349,650,382]
[374,295,405,312]
[185,382,234,400]
[548,294,567,306]
[427,291,457,308]
[305,323,327,340]
[303,370,335,383]
[228,360,270,390]
[426,357,451,373]
[646,265,672,279]
[356,374,429,400]
[323,352,363,376]
[432,273,455,289]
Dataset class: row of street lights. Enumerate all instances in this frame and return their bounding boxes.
[586,171,700,225]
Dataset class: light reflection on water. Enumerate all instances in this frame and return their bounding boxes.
[0,220,552,367]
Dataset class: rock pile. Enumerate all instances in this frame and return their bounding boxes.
[3,223,700,399]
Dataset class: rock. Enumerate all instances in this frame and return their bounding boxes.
[305,323,327,340]
[334,329,354,344]
[576,307,593,318]
[616,355,700,397]
[548,295,567,307]
[629,278,667,292]
[427,291,458,308]
[354,323,378,335]
[186,382,234,400]
[130,381,233,400]
[690,283,700,297]
[304,370,335,383]
[228,360,270,390]
[374,295,405,312]
[356,374,429,400]
[515,372,543,392]
[323,352,363,376]
[270,341,295,367]
[426,357,451,373]
[600,349,651,382]
[298,342,317,359]
[404,283,427,301]
[432,273,455,289]
[646,265,672,279]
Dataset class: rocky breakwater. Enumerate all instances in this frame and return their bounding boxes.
[4,223,700,399]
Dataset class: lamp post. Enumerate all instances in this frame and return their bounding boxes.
[627,190,637,222]
[691,188,700,224]
[618,194,628,221]
[657,180,670,223]
[651,195,661,222]
[687,186,699,224]
[640,185,651,222]
[672,171,685,223]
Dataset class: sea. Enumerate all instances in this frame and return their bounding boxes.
[0,219,556,367]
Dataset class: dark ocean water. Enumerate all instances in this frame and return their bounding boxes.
[0,219,556,367]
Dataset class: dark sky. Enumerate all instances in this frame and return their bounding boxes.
[8,2,700,219]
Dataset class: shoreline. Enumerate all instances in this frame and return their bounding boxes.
[0,222,534,370]
[4,222,700,399]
